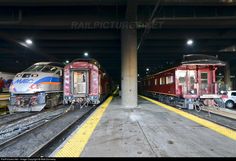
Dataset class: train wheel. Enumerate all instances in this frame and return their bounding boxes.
[194,103,203,112]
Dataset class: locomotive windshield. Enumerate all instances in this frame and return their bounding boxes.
[24,64,58,73]
[24,65,45,72]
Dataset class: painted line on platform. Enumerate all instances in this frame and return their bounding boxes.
[0,95,9,98]
[140,95,236,141]
[54,90,117,157]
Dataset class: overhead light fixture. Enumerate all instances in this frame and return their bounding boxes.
[146,68,149,72]
[186,39,193,46]
[25,39,33,45]
[84,52,89,57]
[65,60,69,64]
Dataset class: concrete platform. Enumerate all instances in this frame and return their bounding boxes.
[53,96,236,157]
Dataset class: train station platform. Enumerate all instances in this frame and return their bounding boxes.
[51,95,236,157]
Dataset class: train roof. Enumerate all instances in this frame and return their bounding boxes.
[34,62,64,68]
[70,58,110,75]
[182,54,226,65]
[72,58,100,66]
[141,54,226,80]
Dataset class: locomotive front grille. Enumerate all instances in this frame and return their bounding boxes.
[10,93,46,107]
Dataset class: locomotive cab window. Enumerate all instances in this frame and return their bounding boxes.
[24,65,45,72]
[56,70,63,76]
[41,66,58,73]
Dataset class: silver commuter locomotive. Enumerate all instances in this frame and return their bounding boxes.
[8,62,64,113]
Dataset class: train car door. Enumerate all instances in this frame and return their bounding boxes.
[72,71,88,96]
[176,70,187,96]
[199,72,209,95]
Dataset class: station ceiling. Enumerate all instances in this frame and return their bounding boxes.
[0,0,236,81]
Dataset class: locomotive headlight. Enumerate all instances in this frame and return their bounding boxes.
[30,84,39,90]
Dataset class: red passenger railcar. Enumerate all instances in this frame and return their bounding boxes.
[63,58,112,106]
[139,54,226,109]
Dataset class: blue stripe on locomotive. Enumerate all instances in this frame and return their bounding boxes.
[34,77,61,84]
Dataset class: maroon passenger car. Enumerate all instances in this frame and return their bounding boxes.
[139,54,226,109]
[63,58,112,106]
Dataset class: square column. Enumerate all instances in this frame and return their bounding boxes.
[121,0,137,108]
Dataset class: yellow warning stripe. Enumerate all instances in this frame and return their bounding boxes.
[140,95,236,141]
[55,89,118,157]
[0,94,9,98]
[0,94,9,101]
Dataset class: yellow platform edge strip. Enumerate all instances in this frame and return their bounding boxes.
[0,95,9,98]
[54,90,117,157]
[140,95,236,141]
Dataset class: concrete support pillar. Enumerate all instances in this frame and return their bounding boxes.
[121,0,137,108]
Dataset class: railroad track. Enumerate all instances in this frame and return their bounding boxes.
[0,107,67,144]
[187,110,236,131]
[30,106,96,157]
[174,103,236,131]
[0,113,38,127]
[147,97,236,131]
[0,105,96,157]
[0,106,65,128]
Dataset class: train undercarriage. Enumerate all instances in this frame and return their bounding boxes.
[142,91,225,110]
[8,92,63,113]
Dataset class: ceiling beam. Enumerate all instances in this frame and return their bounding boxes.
[0,0,235,6]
